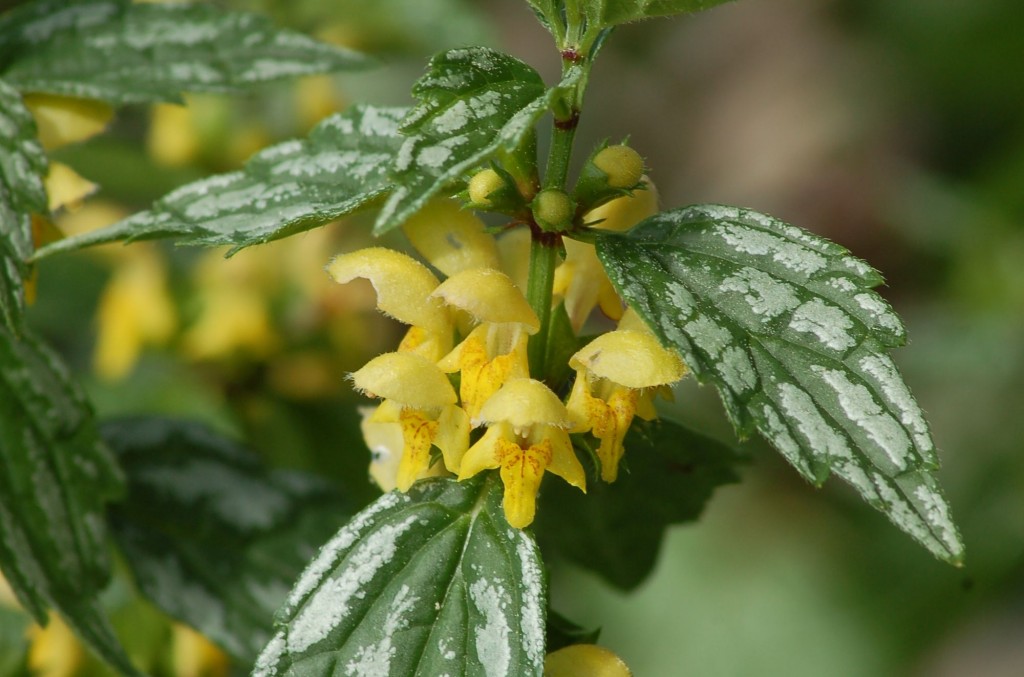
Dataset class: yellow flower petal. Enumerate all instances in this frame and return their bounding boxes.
[351,352,457,409]
[395,409,440,491]
[172,624,230,677]
[148,102,201,167]
[477,378,572,430]
[442,326,530,420]
[545,644,633,677]
[535,426,586,492]
[583,176,658,232]
[94,252,177,380]
[496,228,532,292]
[566,374,637,482]
[553,239,621,331]
[570,330,684,389]
[497,438,551,528]
[24,94,113,151]
[402,198,500,276]
[360,404,404,491]
[27,614,84,677]
[458,422,508,480]
[435,404,470,473]
[327,247,449,334]
[44,162,96,213]
[431,268,539,332]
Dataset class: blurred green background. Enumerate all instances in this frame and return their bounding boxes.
[7,0,1024,675]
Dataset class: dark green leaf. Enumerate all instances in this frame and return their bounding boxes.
[103,417,349,662]
[0,0,371,105]
[0,325,134,674]
[255,476,546,677]
[34,105,406,259]
[535,418,740,590]
[545,609,600,653]
[0,78,47,291]
[374,47,581,234]
[597,204,965,563]
[584,0,736,28]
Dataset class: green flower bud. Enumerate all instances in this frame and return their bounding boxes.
[532,189,574,232]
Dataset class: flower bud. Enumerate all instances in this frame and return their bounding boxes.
[593,145,643,189]
[468,168,504,206]
[532,188,574,232]
[573,143,646,213]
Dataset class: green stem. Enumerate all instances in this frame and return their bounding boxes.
[526,230,559,379]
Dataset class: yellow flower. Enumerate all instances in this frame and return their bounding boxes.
[553,178,658,330]
[432,268,539,420]
[351,352,469,491]
[172,624,229,677]
[327,247,452,361]
[459,378,585,528]
[401,198,501,277]
[94,249,177,380]
[566,311,685,482]
[181,249,281,362]
[544,644,633,677]
[27,615,84,677]
[23,93,113,151]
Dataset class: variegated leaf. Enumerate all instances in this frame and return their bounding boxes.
[597,204,964,563]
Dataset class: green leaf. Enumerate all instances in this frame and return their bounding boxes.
[374,46,580,234]
[0,0,371,105]
[535,419,741,590]
[103,417,349,662]
[0,325,136,675]
[584,0,736,28]
[524,1,563,34]
[0,78,47,267]
[34,105,406,259]
[597,204,965,563]
[255,476,546,677]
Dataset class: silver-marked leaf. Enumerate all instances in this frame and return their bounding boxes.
[255,476,546,677]
[0,78,47,274]
[0,0,371,105]
[103,417,349,662]
[584,0,737,28]
[373,46,581,234]
[597,205,964,563]
[0,326,135,674]
[33,105,406,259]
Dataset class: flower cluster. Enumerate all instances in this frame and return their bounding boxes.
[334,185,684,528]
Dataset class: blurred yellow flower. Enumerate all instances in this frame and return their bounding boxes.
[94,249,177,380]
[23,93,113,151]
[553,179,658,330]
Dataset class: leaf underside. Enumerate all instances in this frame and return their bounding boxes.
[373,46,578,234]
[598,204,964,563]
[255,476,546,677]
[34,105,407,259]
[0,0,371,105]
[536,419,741,590]
[104,417,349,662]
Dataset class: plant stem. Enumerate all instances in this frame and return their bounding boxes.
[525,39,591,380]
[526,229,559,379]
